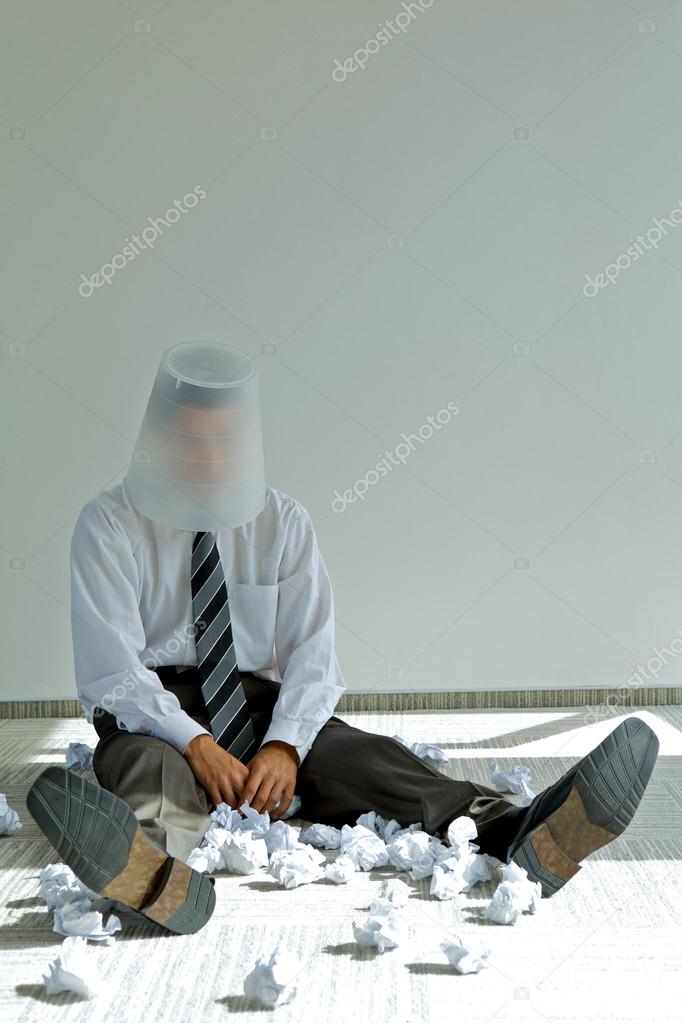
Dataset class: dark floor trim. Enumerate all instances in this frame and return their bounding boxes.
[336,685,682,713]
[0,685,680,719]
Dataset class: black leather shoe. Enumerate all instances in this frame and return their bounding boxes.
[506,716,659,897]
[27,765,216,934]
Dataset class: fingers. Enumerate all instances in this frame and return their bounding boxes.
[206,783,222,810]
[188,746,253,813]
[264,786,284,816]
[270,784,295,821]
[240,766,262,809]
[219,782,240,810]
[244,771,278,814]
[214,766,246,810]
[223,758,251,812]
[232,766,250,807]
[269,793,285,820]
[251,778,277,815]
[205,778,237,811]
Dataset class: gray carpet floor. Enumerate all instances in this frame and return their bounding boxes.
[1,706,681,1023]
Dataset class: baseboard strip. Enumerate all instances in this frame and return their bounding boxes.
[0,685,680,719]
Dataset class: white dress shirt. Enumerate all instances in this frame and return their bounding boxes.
[70,480,346,765]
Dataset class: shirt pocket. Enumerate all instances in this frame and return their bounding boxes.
[227,581,279,671]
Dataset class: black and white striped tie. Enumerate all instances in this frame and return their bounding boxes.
[191,531,259,762]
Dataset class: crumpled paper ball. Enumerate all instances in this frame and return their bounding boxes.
[353,897,407,952]
[0,793,22,835]
[269,846,326,888]
[38,864,99,911]
[391,734,449,768]
[325,854,356,884]
[430,859,469,900]
[488,760,536,806]
[429,814,497,899]
[217,831,269,875]
[386,830,449,880]
[356,811,407,843]
[484,861,542,924]
[238,801,271,837]
[37,864,123,942]
[440,934,492,974]
[263,820,301,856]
[43,936,101,998]
[339,824,389,871]
[377,877,411,905]
[53,899,121,942]
[209,802,243,831]
[243,947,300,1007]
[446,815,478,852]
[186,841,222,873]
[300,823,342,849]
[65,742,95,771]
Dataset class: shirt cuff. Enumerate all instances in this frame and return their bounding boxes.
[259,719,317,766]
[150,711,212,755]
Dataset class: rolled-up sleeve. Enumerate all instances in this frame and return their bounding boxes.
[262,502,346,764]
[70,502,210,755]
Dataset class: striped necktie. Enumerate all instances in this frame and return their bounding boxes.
[191,531,259,762]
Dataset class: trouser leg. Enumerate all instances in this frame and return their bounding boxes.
[296,718,525,859]
[92,720,212,863]
[91,667,224,861]
[89,669,284,861]
[91,670,526,865]
[240,674,526,861]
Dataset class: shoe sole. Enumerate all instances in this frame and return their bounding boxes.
[509,716,659,898]
[26,765,215,934]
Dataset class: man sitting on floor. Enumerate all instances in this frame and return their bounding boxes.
[27,341,659,934]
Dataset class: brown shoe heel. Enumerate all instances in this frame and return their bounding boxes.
[141,857,196,925]
[140,856,215,934]
[26,765,216,935]
[100,825,169,909]
[513,822,582,895]
[101,826,215,934]
[509,717,659,897]
[544,787,617,862]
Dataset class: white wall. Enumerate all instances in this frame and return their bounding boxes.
[2,0,682,701]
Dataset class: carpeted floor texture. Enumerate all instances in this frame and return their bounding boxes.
[1,706,681,1023]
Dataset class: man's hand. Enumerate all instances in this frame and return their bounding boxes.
[240,741,299,820]
[183,733,250,811]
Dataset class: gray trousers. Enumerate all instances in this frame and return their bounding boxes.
[91,670,525,863]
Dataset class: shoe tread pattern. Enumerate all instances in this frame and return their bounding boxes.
[509,717,659,898]
[26,766,137,892]
[575,718,659,835]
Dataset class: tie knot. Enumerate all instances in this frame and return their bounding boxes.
[192,530,211,552]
